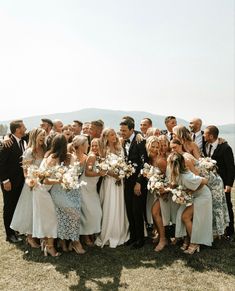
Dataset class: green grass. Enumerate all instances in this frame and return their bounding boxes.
[0,193,235,291]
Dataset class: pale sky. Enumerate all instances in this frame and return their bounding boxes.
[0,0,234,125]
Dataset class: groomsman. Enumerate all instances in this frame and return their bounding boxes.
[161,116,177,141]
[0,120,26,243]
[189,118,206,153]
[120,119,148,249]
[203,125,235,239]
[40,118,53,136]
[140,118,152,137]
[72,120,83,136]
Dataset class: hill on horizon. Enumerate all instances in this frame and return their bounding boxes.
[0,108,234,134]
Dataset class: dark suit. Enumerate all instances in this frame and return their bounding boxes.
[0,136,25,237]
[204,142,235,236]
[123,135,148,243]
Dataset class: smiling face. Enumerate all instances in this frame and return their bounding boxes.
[36,130,46,147]
[149,141,160,156]
[119,125,133,140]
[170,142,181,154]
[90,139,100,155]
[107,129,117,144]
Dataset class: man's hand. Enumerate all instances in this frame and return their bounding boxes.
[3,181,12,191]
[3,135,13,148]
[134,182,141,196]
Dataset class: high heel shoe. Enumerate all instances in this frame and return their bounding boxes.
[184,244,200,255]
[40,239,47,251]
[69,241,86,254]
[44,245,61,257]
[180,242,189,251]
[26,237,40,249]
[154,239,168,252]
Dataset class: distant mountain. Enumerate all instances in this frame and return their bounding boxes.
[0,108,234,134]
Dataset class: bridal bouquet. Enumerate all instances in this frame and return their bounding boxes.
[171,185,193,207]
[60,162,86,191]
[141,163,162,179]
[198,157,217,178]
[147,173,166,196]
[25,164,53,190]
[96,154,136,185]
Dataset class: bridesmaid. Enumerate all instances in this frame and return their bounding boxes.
[168,152,213,254]
[172,125,201,159]
[79,138,104,246]
[11,128,46,248]
[144,136,168,251]
[45,134,85,254]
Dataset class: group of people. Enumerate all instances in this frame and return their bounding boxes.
[0,115,234,257]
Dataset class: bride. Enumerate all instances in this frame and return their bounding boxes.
[95,128,129,248]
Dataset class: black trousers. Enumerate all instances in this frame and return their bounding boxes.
[225,192,234,236]
[124,181,147,241]
[2,182,24,237]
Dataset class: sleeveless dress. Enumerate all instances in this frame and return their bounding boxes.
[175,171,213,246]
[32,158,57,238]
[95,153,129,248]
[50,164,81,241]
[10,148,41,235]
[79,163,102,235]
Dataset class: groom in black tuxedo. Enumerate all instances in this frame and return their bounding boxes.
[203,125,235,239]
[120,119,148,249]
[0,120,26,243]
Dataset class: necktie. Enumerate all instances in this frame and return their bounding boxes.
[208,144,213,157]
[192,133,196,141]
[19,139,25,153]
[170,133,173,141]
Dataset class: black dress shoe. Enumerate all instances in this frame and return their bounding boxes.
[6,234,23,243]
[124,238,136,246]
[131,240,144,250]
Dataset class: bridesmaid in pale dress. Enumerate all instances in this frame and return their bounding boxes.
[45,134,85,255]
[167,153,213,254]
[11,128,46,248]
[144,136,168,252]
[79,138,104,246]
[172,125,201,159]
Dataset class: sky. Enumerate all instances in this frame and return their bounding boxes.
[0,0,234,125]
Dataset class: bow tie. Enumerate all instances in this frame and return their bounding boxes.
[125,139,131,144]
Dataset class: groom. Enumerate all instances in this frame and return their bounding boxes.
[119,118,148,249]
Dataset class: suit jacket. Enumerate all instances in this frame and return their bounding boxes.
[205,142,235,187]
[0,136,24,187]
[124,134,148,186]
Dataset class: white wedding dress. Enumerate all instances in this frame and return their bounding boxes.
[95,153,129,248]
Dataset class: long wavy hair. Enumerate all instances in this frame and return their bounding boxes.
[173,125,192,142]
[46,134,68,164]
[167,152,187,185]
[27,128,46,159]
[99,128,121,157]
[145,136,160,157]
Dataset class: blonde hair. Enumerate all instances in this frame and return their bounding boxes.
[145,136,160,157]
[167,152,187,185]
[72,135,88,148]
[146,127,161,138]
[28,128,46,158]
[99,128,121,157]
[173,125,192,142]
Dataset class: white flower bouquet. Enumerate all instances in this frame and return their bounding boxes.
[61,162,86,191]
[171,185,193,207]
[198,157,217,178]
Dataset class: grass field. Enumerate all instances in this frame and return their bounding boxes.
[0,192,235,291]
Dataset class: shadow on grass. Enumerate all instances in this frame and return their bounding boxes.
[14,236,235,290]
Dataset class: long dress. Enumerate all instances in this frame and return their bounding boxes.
[10,148,41,235]
[79,164,102,235]
[95,153,129,248]
[175,171,213,246]
[32,158,57,238]
[206,172,230,236]
[50,166,81,241]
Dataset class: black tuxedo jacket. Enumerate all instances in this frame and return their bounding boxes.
[0,136,24,187]
[204,142,235,187]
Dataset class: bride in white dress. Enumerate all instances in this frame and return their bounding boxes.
[95,128,129,248]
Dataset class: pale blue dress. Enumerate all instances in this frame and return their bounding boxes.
[175,171,213,246]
